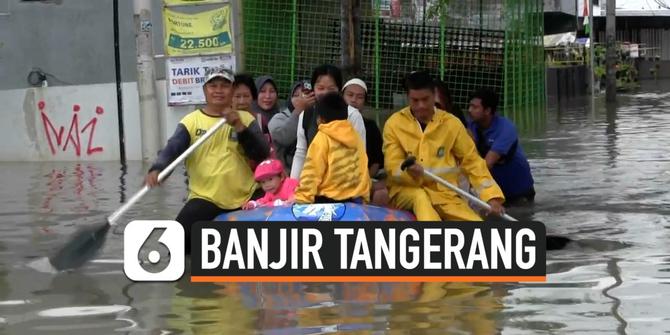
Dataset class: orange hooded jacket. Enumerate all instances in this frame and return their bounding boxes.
[295,120,371,203]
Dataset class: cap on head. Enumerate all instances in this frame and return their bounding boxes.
[342,78,368,93]
[204,67,234,86]
[254,159,284,181]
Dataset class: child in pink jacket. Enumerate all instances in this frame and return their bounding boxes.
[243,159,299,209]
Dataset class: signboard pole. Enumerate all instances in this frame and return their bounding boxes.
[605,0,617,102]
[134,0,162,161]
[230,0,244,72]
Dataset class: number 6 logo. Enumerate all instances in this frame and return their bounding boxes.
[123,220,185,281]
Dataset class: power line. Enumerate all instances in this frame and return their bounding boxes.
[652,0,670,9]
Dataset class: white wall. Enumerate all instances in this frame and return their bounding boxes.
[0,80,196,162]
[578,0,670,17]
[121,80,195,162]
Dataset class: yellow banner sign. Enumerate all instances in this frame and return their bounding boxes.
[163,0,226,5]
[163,6,233,56]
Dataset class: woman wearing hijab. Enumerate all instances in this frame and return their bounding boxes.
[268,80,316,173]
[253,76,281,138]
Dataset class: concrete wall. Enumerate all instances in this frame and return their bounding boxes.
[0,84,124,161]
[544,0,577,15]
[0,0,213,161]
[544,0,578,35]
[0,0,165,90]
[638,60,670,80]
[0,80,196,161]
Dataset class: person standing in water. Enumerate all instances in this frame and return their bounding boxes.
[467,88,535,205]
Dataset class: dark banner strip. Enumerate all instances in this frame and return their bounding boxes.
[190,221,546,281]
[191,276,547,283]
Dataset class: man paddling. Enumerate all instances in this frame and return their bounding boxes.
[383,71,506,221]
[145,67,270,254]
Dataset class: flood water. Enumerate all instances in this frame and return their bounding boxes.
[1,80,670,334]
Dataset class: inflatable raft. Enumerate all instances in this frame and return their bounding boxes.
[215,202,415,221]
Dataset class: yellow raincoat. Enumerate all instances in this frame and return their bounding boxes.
[383,107,504,221]
[295,119,371,203]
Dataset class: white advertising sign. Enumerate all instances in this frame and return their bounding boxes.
[166,54,236,106]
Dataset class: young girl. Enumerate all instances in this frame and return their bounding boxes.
[243,159,299,209]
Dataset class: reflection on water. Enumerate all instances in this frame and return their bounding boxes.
[165,280,506,335]
[1,81,670,333]
[37,305,132,318]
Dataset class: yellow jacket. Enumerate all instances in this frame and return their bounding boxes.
[295,120,371,203]
[383,107,504,204]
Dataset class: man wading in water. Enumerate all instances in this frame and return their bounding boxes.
[467,88,535,206]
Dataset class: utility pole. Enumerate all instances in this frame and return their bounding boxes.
[134,0,162,161]
[589,0,594,97]
[605,0,616,102]
[113,0,126,163]
[341,0,361,77]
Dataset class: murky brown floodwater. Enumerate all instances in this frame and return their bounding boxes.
[1,80,669,334]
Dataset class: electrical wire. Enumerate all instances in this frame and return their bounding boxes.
[26,68,73,86]
[644,0,658,16]
[652,0,670,9]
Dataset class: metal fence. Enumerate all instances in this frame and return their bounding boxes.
[240,0,545,131]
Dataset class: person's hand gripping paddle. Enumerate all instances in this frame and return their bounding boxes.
[400,156,571,250]
[44,117,229,272]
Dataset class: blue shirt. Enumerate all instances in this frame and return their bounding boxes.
[468,115,534,199]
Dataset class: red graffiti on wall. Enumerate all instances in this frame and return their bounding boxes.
[38,100,105,156]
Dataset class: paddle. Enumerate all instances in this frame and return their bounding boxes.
[400,156,571,250]
[48,117,229,271]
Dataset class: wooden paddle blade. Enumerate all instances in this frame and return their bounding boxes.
[48,222,111,271]
[547,235,572,250]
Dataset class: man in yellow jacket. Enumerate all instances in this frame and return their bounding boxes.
[295,92,371,204]
[383,71,505,221]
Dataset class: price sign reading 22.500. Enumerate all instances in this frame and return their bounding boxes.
[168,32,232,51]
[163,6,233,56]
